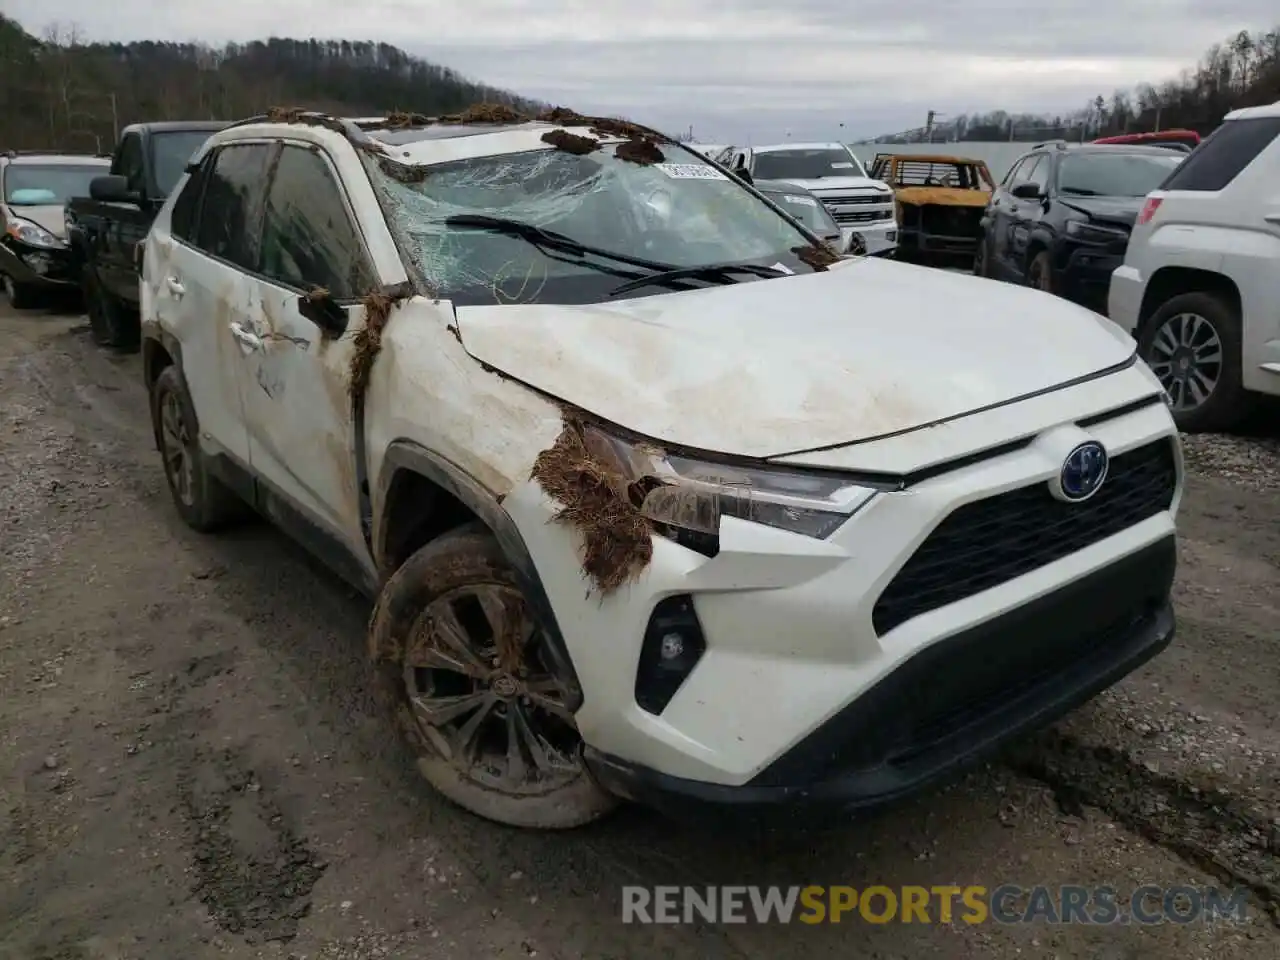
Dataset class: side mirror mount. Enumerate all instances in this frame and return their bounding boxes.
[1011,182,1044,201]
[298,287,349,335]
[89,174,139,204]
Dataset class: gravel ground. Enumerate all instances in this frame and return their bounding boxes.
[0,306,1277,960]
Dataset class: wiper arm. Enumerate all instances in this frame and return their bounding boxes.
[443,214,674,271]
[607,262,791,297]
[1060,187,1100,196]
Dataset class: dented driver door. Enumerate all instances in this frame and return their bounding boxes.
[236,143,381,575]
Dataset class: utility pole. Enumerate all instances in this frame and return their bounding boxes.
[110,92,119,143]
[925,110,935,141]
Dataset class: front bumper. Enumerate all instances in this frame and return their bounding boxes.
[841,220,897,256]
[0,238,77,288]
[1055,243,1127,314]
[501,386,1180,805]
[1107,264,1144,331]
[586,537,1175,823]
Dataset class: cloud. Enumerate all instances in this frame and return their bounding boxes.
[6,0,1272,141]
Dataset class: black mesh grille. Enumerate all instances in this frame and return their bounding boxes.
[872,439,1177,635]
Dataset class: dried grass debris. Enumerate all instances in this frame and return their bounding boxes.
[348,289,407,401]
[540,129,601,155]
[615,138,666,165]
[266,105,306,123]
[440,103,527,125]
[385,111,432,129]
[793,243,841,271]
[530,420,659,594]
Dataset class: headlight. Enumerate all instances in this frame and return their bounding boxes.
[6,218,64,249]
[1065,219,1128,243]
[586,426,879,542]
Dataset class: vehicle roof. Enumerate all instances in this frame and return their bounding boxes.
[1224,100,1280,121]
[362,120,560,145]
[120,120,231,135]
[1058,143,1189,157]
[752,142,847,153]
[1,152,110,165]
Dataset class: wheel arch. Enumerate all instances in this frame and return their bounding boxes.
[141,330,185,451]
[1137,267,1241,329]
[376,441,583,708]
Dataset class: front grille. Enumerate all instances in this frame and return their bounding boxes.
[818,193,882,205]
[872,439,1177,635]
[833,209,892,224]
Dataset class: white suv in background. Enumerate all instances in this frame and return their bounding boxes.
[1109,101,1280,431]
[714,142,898,255]
[141,109,1181,830]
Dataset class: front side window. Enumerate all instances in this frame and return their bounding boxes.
[260,145,376,299]
[1056,152,1184,198]
[752,147,864,180]
[151,131,219,197]
[3,164,105,206]
[369,142,821,307]
[193,143,273,270]
[116,135,145,193]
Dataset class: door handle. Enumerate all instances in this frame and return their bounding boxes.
[229,321,263,350]
[166,276,184,296]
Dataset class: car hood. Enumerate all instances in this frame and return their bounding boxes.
[1059,195,1144,228]
[777,176,891,196]
[7,205,66,239]
[452,258,1135,459]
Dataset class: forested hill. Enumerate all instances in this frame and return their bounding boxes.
[873,24,1280,144]
[0,15,544,153]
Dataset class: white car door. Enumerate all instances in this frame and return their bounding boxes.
[235,141,382,566]
[151,142,276,470]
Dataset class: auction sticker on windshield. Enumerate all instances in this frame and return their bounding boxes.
[655,163,728,180]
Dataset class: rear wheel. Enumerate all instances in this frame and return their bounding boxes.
[973,237,990,277]
[1138,291,1253,433]
[369,525,618,829]
[150,366,246,531]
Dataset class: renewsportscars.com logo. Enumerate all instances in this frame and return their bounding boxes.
[621,885,1251,925]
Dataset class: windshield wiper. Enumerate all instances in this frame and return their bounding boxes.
[1060,187,1101,196]
[443,214,675,272]
[607,262,791,297]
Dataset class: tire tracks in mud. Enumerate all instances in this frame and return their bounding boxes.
[1007,730,1280,926]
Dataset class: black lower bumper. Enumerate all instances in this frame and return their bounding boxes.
[586,535,1176,825]
[1057,247,1125,313]
[0,239,78,287]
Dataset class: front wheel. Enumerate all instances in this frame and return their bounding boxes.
[369,525,618,829]
[1137,291,1253,433]
[3,274,38,310]
[973,237,989,277]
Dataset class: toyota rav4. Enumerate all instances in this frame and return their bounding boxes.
[140,108,1183,829]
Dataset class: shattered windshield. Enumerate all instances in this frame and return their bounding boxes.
[753,148,865,180]
[369,141,824,306]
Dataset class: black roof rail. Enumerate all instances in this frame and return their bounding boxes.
[223,111,371,144]
[1031,139,1069,150]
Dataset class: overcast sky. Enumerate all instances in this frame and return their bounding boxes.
[6,1,1272,142]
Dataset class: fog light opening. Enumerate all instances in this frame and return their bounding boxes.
[634,594,706,715]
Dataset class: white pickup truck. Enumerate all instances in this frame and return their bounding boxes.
[713,142,898,255]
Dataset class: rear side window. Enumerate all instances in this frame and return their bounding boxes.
[193,143,273,270]
[259,145,376,300]
[1159,117,1280,192]
[170,156,210,242]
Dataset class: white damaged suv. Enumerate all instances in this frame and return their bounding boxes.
[140,107,1183,829]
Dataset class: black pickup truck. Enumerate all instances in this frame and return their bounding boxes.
[66,120,228,349]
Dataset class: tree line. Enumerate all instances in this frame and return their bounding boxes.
[872,25,1280,143]
[0,15,544,153]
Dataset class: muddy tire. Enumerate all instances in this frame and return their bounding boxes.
[1027,250,1054,293]
[3,274,38,310]
[369,524,617,829]
[84,267,138,351]
[973,236,990,278]
[1137,291,1253,433]
[150,365,247,532]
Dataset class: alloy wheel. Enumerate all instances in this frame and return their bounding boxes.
[159,390,195,506]
[1146,311,1223,412]
[403,583,583,797]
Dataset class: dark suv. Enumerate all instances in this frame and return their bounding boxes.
[974,142,1185,312]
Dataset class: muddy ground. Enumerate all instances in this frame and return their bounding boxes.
[0,304,1277,960]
